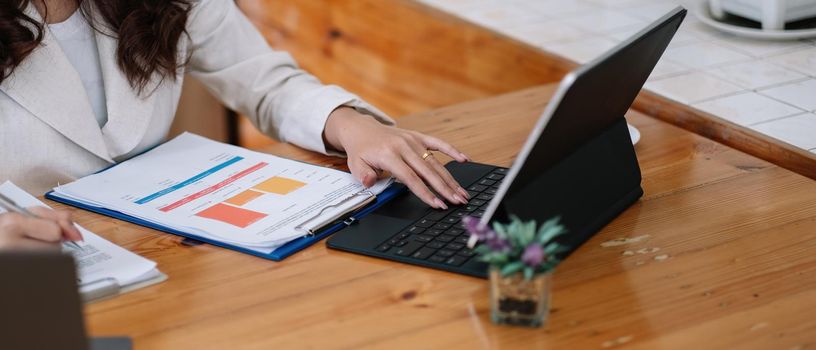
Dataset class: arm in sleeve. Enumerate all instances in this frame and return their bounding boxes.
[185,0,394,154]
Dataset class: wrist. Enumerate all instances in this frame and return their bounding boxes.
[323,107,378,152]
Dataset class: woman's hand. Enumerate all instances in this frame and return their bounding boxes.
[324,107,471,210]
[0,207,82,250]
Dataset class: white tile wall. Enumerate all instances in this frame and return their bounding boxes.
[706,61,806,90]
[767,47,816,76]
[417,0,816,154]
[751,114,816,150]
[558,10,646,34]
[759,79,816,112]
[544,37,619,64]
[645,72,742,104]
[693,92,803,125]
[664,42,753,69]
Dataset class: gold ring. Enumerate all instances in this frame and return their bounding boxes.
[421,150,434,160]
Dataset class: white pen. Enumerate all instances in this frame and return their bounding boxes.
[0,192,83,250]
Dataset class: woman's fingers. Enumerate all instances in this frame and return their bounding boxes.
[0,212,62,243]
[9,237,62,250]
[347,157,379,188]
[403,151,466,205]
[418,133,470,163]
[425,155,470,201]
[28,207,83,241]
[383,158,447,209]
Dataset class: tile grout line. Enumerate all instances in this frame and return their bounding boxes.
[747,112,811,128]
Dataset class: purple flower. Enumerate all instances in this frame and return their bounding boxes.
[522,244,545,267]
[463,216,510,253]
[462,216,491,239]
[486,237,511,252]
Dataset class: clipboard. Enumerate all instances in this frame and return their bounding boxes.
[46,183,407,261]
[79,272,169,303]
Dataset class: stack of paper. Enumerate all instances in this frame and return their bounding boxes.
[0,182,165,302]
[51,133,393,255]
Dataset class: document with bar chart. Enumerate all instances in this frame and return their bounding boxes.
[49,133,393,256]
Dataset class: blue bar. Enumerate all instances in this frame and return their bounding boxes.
[135,156,244,204]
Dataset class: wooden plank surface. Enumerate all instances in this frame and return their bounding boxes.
[233,0,571,148]
[54,84,816,349]
[234,0,816,181]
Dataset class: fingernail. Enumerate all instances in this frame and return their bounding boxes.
[460,153,470,162]
[459,187,469,199]
[453,194,466,205]
[434,198,448,210]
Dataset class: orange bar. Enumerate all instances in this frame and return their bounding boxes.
[225,189,265,206]
[253,176,306,195]
[195,203,267,228]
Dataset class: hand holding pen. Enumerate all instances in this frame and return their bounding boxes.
[0,193,84,250]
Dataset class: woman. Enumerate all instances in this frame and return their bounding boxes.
[0,0,470,249]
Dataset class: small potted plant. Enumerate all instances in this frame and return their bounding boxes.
[464,215,568,327]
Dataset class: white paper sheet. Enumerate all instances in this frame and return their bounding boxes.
[0,181,159,287]
[53,133,393,251]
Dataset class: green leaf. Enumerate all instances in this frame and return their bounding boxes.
[523,266,534,281]
[500,261,525,276]
[520,219,536,246]
[537,217,567,244]
[492,221,508,240]
[544,243,570,255]
[481,251,509,265]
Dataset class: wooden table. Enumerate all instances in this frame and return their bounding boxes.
[55,84,816,349]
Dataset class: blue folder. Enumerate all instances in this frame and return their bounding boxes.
[46,184,407,261]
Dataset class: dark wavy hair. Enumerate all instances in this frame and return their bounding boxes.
[0,0,191,93]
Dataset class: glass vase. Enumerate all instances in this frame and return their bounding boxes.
[489,266,552,327]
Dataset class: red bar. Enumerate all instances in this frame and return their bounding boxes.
[159,162,267,212]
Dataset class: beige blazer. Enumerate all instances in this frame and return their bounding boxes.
[0,0,391,195]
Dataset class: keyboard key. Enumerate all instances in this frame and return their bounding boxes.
[457,249,477,257]
[388,238,400,245]
[442,217,460,225]
[478,179,496,186]
[452,210,468,218]
[437,249,456,257]
[463,205,479,212]
[446,242,465,251]
[476,193,494,201]
[415,219,435,228]
[396,240,409,247]
[468,184,488,192]
[406,226,426,234]
[487,173,504,180]
[469,199,486,206]
[448,229,465,236]
[486,188,498,195]
[467,190,479,198]
[423,209,451,221]
[495,168,509,174]
[455,236,470,244]
[429,255,446,263]
[425,241,445,249]
[436,234,455,243]
[376,244,391,252]
[398,232,411,239]
[426,229,444,237]
[395,241,424,256]
[412,247,437,260]
[415,234,433,243]
[432,223,451,230]
[446,255,468,266]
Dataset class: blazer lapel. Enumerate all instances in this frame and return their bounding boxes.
[94,27,158,159]
[0,6,112,162]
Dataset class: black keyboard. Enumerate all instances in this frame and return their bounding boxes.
[372,167,508,267]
